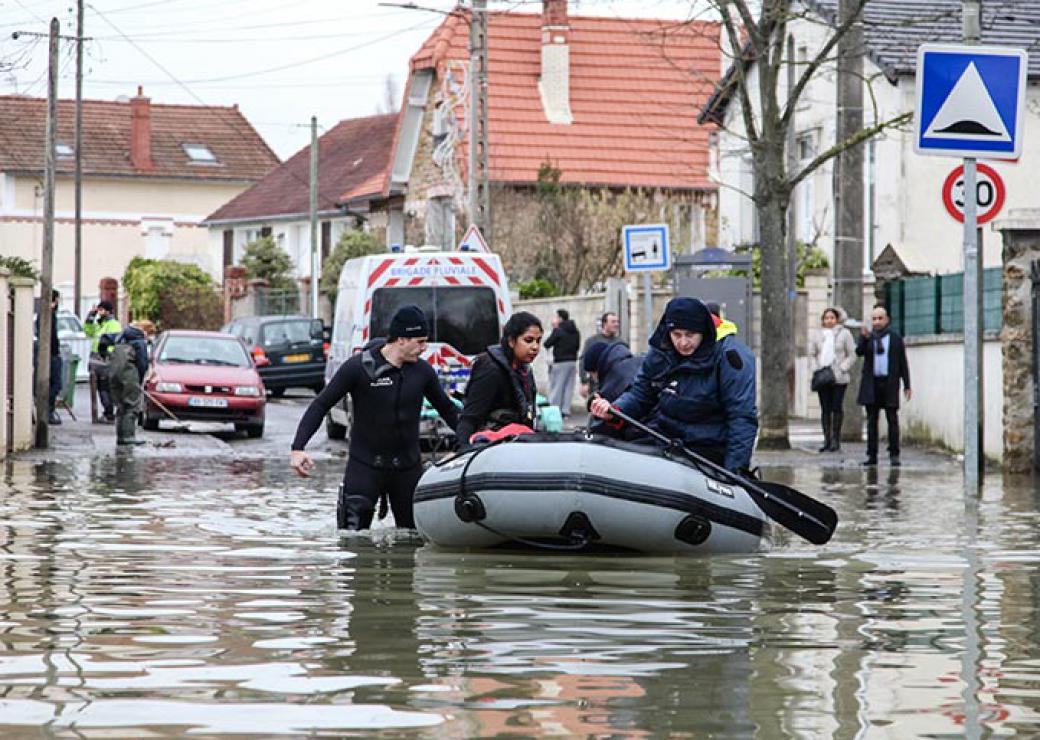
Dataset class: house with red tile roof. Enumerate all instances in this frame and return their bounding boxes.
[202,113,397,286]
[0,88,278,313]
[385,0,721,281]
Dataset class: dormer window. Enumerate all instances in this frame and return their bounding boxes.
[182,143,217,164]
[55,142,74,158]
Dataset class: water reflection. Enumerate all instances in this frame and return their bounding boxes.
[0,456,1039,735]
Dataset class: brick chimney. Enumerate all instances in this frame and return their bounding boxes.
[130,85,154,171]
[539,0,573,124]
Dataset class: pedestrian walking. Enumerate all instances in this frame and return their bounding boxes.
[579,311,621,398]
[290,305,460,530]
[105,320,154,447]
[807,307,856,453]
[590,297,758,472]
[543,308,579,418]
[856,304,911,467]
[84,300,122,423]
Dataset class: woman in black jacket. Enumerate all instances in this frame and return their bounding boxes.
[456,311,543,447]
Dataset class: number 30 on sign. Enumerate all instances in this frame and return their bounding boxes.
[941,162,1006,224]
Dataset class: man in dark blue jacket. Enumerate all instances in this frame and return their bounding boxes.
[582,341,642,404]
[590,297,758,472]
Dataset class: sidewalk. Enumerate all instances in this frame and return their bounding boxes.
[18,383,235,461]
[24,385,955,471]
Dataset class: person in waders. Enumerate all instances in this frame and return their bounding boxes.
[289,305,460,530]
[103,320,154,446]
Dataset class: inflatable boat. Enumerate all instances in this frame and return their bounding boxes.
[413,434,770,554]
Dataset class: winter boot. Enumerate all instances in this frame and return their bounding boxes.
[116,415,145,446]
[829,412,843,452]
[817,412,832,453]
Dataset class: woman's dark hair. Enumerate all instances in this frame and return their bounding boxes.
[821,307,840,321]
[501,311,542,350]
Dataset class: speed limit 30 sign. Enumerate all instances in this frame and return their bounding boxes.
[942,162,1006,224]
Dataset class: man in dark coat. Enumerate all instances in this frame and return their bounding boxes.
[582,341,642,405]
[543,308,580,417]
[579,311,621,398]
[856,304,911,466]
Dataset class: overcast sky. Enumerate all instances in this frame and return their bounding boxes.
[0,0,706,160]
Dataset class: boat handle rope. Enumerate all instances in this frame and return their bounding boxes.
[451,435,593,552]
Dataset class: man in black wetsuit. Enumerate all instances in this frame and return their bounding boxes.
[289,305,460,530]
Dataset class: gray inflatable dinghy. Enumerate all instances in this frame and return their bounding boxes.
[414,434,769,554]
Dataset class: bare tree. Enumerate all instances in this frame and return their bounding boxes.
[700,0,911,448]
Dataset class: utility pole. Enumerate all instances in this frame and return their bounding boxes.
[962,0,983,489]
[74,0,84,317]
[833,0,865,441]
[467,0,490,235]
[786,34,798,336]
[34,18,59,449]
[309,115,319,319]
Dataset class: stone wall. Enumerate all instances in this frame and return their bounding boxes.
[994,209,1040,472]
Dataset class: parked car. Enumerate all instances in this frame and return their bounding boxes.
[222,315,326,397]
[55,310,91,381]
[143,330,265,437]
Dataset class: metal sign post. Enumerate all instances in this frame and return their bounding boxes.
[963,157,982,488]
[622,224,671,347]
[914,41,1027,489]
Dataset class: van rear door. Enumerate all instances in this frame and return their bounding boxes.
[368,286,500,355]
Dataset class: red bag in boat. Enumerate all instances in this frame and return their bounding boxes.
[469,423,535,445]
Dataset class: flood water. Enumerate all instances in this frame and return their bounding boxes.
[2,455,1040,737]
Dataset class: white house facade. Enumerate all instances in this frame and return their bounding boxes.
[709,0,1040,276]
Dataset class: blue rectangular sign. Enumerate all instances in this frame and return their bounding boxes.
[914,44,1027,158]
[623,224,670,272]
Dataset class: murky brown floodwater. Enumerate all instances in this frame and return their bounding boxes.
[2,455,1040,737]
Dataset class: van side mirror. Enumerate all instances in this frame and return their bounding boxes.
[311,319,324,340]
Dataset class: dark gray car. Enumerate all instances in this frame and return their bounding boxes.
[222,315,326,396]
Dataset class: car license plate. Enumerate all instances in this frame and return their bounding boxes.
[283,354,309,363]
[188,396,228,408]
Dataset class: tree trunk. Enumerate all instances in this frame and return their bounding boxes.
[757,176,792,450]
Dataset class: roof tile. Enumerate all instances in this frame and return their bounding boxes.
[411,11,720,191]
[205,113,397,223]
[0,94,278,181]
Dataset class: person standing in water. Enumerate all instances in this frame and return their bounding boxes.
[290,305,459,530]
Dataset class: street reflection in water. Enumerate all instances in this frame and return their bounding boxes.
[1,456,1040,736]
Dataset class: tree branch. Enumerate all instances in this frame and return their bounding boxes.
[781,0,869,129]
[718,0,761,144]
[787,111,911,191]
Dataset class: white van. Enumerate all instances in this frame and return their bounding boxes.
[324,247,513,439]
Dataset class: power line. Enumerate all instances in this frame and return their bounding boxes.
[83,3,394,218]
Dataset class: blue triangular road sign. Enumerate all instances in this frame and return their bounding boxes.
[915,44,1028,158]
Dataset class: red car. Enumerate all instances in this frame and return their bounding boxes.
[143,330,266,437]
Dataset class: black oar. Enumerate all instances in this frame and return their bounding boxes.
[603,406,837,545]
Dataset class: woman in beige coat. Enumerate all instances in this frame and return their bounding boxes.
[808,307,856,452]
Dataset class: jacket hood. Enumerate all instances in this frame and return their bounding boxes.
[597,341,633,377]
[121,325,146,342]
[649,297,717,358]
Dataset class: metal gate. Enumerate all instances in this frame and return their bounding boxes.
[672,249,754,346]
[257,287,300,316]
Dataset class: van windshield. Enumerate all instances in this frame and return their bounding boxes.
[370,287,499,355]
